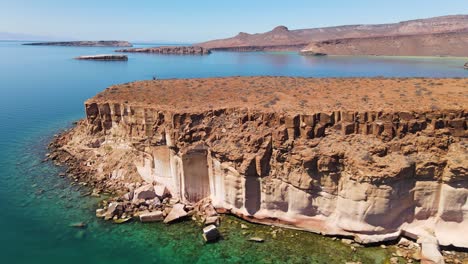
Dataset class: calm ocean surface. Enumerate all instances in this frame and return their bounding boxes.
[0,41,467,264]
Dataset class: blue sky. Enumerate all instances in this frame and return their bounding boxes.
[1,0,467,42]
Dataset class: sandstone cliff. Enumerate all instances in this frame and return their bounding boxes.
[23,41,132,47]
[198,15,468,52]
[116,46,210,55]
[300,31,468,57]
[52,77,467,262]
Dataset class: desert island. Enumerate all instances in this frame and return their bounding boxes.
[47,77,467,264]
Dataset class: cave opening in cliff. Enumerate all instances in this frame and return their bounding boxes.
[182,150,210,202]
[244,159,261,215]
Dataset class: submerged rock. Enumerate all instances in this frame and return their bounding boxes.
[74,230,86,240]
[248,237,265,243]
[113,217,132,224]
[69,222,87,228]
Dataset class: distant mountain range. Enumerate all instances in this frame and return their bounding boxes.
[198,15,468,56]
[0,32,66,41]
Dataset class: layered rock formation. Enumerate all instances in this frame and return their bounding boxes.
[23,41,132,47]
[75,54,128,61]
[52,77,467,262]
[116,46,210,55]
[198,15,468,52]
[300,31,468,57]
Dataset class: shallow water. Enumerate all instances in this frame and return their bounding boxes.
[0,41,467,263]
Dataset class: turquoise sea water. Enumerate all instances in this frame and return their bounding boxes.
[0,41,467,264]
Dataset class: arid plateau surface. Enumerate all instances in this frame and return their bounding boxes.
[50,77,468,264]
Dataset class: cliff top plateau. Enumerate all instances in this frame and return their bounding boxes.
[88,77,468,114]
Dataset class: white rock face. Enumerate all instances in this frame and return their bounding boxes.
[131,142,467,249]
[74,102,467,250]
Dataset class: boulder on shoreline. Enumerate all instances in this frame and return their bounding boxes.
[163,203,188,223]
[132,184,157,202]
[139,211,164,222]
[202,225,220,242]
[75,54,128,61]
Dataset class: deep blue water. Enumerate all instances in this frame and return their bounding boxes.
[0,41,467,264]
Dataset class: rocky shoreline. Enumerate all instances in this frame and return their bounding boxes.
[75,54,128,61]
[48,127,223,243]
[116,46,211,55]
[48,77,467,264]
[209,44,307,52]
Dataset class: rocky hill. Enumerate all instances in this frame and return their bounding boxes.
[198,15,468,52]
[50,77,467,263]
[301,31,468,57]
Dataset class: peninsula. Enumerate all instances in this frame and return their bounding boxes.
[24,40,132,47]
[116,46,211,55]
[49,77,467,264]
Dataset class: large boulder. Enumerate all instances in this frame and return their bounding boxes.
[204,216,220,226]
[163,203,188,223]
[418,236,444,264]
[105,202,123,220]
[154,184,170,199]
[139,211,164,222]
[203,225,220,242]
[133,184,156,202]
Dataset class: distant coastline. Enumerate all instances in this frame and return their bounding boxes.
[23,40,132,47]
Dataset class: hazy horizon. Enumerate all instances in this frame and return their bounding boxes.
[1,0,468,42]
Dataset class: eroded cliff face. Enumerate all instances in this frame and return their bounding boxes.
[70,103,466,245]
[300,31,468,57]
[53,77,467,262]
